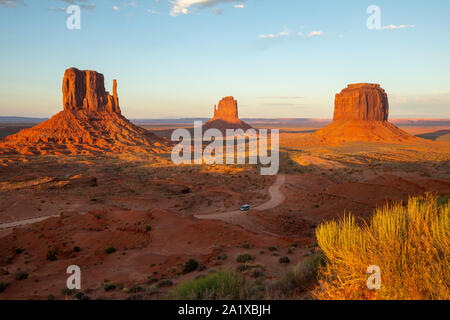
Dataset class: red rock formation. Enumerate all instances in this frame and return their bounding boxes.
[0,68,168,155]
[313,83,414,144]
[334,83,388,121]
[63,67,120,114]
[203,96,253,133]
[213,96,239,122]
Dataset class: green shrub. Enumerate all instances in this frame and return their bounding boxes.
[61,287,75,296]
[0,282,7,293]
[157,279,174,288]
[267,252,325,298]
[14,272,28,280]
[103,283,116,292]
[279,256,290,264]
[236,264,249,273]
[183,259,199,274]
[169,270,245,300]
[104,246,116,254]
[217,254,227,261]
[236,253,254,263]
[46,247,58,261]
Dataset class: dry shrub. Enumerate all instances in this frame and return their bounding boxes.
[315,193,449,300]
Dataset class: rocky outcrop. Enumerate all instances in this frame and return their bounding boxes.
[62,67,121,114]
[0,68,168,155]
[203,96,253,134]
[334,83,389,122]
[213,96,239,122]
[312,83,414,144]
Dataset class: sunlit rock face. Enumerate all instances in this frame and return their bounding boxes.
[333,83,389,122]
[203,96,253,134]
[63,67,121,114]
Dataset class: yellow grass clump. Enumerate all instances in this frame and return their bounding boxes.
[315,194,449,300]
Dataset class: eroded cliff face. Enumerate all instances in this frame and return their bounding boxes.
[333,83,389,122]
[62,67,121,114]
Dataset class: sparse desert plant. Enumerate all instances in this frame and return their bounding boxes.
[14,247,25,255]
[157,279,174,288]
[236,264,249,273]
[279,256,290,264]
[104,246,116,254]
[14,272,28,280]
[46,247,58,261]
[0,282,7,293]
[315,194,449,300]
[236,253,254,263]
[267,252,325,299]
[217,253,227,261]
[183,259,199,274]
[169,270,246,300]
[61,287,75,296]
[103,283,116,292]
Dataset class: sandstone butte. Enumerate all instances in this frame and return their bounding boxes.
[202,96,254,134]
[313,83,414,144]
[0,67,169,156]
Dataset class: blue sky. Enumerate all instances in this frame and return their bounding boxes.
[0,0,449,118]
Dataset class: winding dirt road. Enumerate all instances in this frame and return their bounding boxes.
[194,174,286,223]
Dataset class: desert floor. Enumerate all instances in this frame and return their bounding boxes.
[0,124,449,300]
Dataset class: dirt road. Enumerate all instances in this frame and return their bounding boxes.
[194,174,286,225]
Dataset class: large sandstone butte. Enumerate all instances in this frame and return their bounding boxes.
[334,84,389,121]
[203,96,253,134]
[313,83,414,144]
[0,68,168,155]
[63,67,121,114]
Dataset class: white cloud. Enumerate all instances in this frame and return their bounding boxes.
[170,0,246,16]
[0,0,24,7]
[297,32,303,36]
[308,31,323,37]
[381,24,415,30]
[112,5,120,11]
[147,9,161,14]
[259,29,290,39]
[233,4,244,8]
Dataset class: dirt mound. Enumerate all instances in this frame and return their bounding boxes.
[203,96,253,134]
[313,120,414,144]
[312,83,415,144]
[0,68,169,155]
